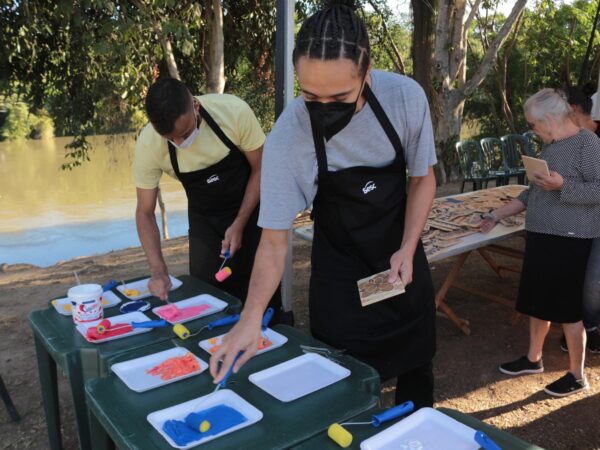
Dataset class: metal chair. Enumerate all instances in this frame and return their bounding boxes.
[479,137,509,186]
[455,140,499,192]
[522,130,544,157]
[0,374,20,422]
[500,134,527,184]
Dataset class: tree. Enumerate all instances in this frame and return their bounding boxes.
[431,0,528,183]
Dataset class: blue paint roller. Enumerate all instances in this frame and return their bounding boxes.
[328,401,414,448]
[475,431,502,450]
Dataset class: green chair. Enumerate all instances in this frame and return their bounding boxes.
[500,134,527,184]
[455,140,498,192]
[522,130,544,157]
[480,137,509,186]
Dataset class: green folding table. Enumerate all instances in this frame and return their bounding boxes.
[29,275,242,450]
[85,325,381,450]
[291,406,544,449]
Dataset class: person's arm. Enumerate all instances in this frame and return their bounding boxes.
[135,187,172,300]
[209,229,289,382]
[388,166,436,285]
[221,146,262,256]
[479,198,527,234]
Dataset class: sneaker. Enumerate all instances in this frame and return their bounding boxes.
[559,330,600,353]
[560,334,568,352]
[544,372,589,397]
[587,329,600,353]
[499,356,544,376]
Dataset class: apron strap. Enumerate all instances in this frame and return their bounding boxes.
[309,114,329,178]
[363,83,405,160]
[167,104,242,178]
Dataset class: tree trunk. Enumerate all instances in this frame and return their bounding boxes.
[205,0,225,93]
[411,0,437,98]
[157,188,170,240]
[159,32,181,80]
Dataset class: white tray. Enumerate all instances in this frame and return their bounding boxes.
[75,311,153,344]
[199,327,288,356]
[116,275,182,300]
[52,290,122,316]
[147,389,263,449]
[360,408,478,450]
[153,294,228,325]
[248,353,350,402]
[112,347,207,393]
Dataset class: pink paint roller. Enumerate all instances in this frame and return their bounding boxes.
[215,250,232,282]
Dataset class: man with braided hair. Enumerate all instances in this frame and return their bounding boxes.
[211,0,437,408]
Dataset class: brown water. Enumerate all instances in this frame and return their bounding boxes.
[0,135,188,266]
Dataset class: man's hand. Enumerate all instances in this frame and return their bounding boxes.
[148,271,172,301]
[209,310,263,383]
[221,219,245,257]
[388,247,414,286]
[532,171,563,191]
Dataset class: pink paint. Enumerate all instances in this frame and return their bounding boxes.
[215,267,232,282]
[156,304,211,321]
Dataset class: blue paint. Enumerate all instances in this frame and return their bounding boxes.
[119,300,150,313]
[163,404,247,446]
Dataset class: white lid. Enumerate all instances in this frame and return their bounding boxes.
[68,284,102,301]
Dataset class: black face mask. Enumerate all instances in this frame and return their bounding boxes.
[305,74,367,141]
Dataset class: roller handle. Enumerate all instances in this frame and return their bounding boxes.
[102,279,118,292]
[371,401,414,427]
[222,250,231,259]
[474,431,502,450]
[131,319,168,329]
[261,307,274,331]
[207,314,240,330]
[217,352,243,389]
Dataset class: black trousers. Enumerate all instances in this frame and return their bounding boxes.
[394,361,434,409]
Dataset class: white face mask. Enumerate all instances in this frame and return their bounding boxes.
[169,126,200,150]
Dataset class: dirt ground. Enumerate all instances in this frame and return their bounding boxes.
[0,182,599,450]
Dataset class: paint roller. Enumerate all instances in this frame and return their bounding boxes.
[184,352,243,433]
[95,318,168,335]
[474,431,502,450]
[327,401,414,448]
[215,250,232,282]
[172,314,241,340]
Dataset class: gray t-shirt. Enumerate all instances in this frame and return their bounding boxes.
[259,70,437,230]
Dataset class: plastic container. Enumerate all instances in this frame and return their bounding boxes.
[68,284,103,325]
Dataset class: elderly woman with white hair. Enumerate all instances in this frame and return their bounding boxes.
[481,88,600,397]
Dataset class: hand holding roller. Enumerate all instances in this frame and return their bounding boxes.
[327,401,414,448]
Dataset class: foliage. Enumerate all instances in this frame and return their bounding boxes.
[464,0,600,138]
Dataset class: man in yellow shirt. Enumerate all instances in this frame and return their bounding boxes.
[134,78,281,314]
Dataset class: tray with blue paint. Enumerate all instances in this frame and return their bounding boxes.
[147,389,262,449]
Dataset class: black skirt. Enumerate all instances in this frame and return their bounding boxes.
[516,231,592,323]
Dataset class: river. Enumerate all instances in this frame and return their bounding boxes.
[0,135,189,267]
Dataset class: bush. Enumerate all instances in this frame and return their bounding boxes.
[0,100,54,140]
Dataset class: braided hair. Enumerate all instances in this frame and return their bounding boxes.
[293,0,370,76]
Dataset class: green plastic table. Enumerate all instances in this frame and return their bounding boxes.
[85,325,381,450]
[291,406,544,449]
[29,275,242,450]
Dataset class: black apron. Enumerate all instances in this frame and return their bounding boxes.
[168,107,281,312]
[308,84,436,381]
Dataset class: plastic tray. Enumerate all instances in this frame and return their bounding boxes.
[360,407,479,450]
[199,327,288,356]
[153,294,228,325]
[112,347,207,393]
[116,275,183,300]
[248,353,350,402]
[147,389,263,449]
[52,290,121,316]
[75,311,153,344]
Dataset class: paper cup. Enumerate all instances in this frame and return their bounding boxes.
[68,284,103,325]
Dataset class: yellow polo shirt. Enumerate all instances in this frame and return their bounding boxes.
[133,93,265,189]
